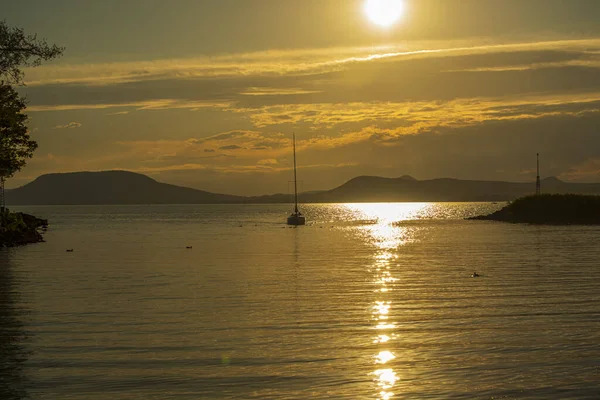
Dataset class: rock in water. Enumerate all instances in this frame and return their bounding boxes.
[0,211,48,247]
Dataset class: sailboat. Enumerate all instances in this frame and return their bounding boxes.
[287,134,306,226]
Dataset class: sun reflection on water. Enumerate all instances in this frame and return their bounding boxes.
[374,368,399,399]
[341,203,428,399]
[374,334,391,344]
[375,322,397,330]
[376,350,396,364]
[346,203,430,225]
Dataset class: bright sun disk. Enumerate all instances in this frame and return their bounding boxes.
[364,0,405,28]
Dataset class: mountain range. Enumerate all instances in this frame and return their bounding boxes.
[5,170,600,205]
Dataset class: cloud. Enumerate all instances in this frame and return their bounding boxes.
[240,87,322,96]
[129,160,356,175]
[232,93,600,136]
[109,95,600,179]
[18,107,600,195]
[201,131,289,150]
[21,37,600,117]
[257,159,278,165]
[15,36,600,194]
[560,159,600,182]
[21,45,399,87]
[22,39,600,87]
[53,122,82,129]
[203,131,255,142]
[115,131,291,166]
[29,99,232,113]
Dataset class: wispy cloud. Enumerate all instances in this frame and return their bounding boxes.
[240,87,322,96]
[29,99,232,113]
[53,122,82,129]
[257,159,278,165]
[17,36,600,192]
[23,38,600,88]
[19,106,600,194]
[234,93,600,131]
[219,145,244,150]
[130,161,357,175]
[21,37,600,119]
[560,159,600,182]
[116,131,290,159]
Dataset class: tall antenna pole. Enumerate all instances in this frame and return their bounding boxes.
[293,133,298,214]
[0,176,5,229]
[536,153,541,196]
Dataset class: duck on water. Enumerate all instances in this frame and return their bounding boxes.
[287,133,306,226]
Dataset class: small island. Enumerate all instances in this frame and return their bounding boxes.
[469,194,600,225]
[0,210,48,247]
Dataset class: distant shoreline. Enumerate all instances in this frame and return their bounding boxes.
[8,200,507,206]
[6,170,600,206]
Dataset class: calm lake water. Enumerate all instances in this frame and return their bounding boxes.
[2,203,600,399]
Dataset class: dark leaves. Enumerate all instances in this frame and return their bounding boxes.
[0,21,65,85]
[0,84,36,178]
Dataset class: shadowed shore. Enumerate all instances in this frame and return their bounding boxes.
[468,194,600,225]
[0,211,48,247]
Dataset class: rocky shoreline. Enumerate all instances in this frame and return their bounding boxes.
[0,211,48,247]
[468,194,600,225]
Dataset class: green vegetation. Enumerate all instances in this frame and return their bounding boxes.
[1,21,64,184]
[0,209,47,247]
[0,21,63,246]
[0,84,37,180]
[469,194,600,224]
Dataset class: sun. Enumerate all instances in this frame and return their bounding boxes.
[364,0,405,28]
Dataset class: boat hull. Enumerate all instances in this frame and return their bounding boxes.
[287,214,306,226]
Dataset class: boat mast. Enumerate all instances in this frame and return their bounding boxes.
[293,133,299,214]
[536,153,541,196]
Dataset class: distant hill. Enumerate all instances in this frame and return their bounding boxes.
[5,171,243,205]
[5,170,600,205]
[302,175,600,203]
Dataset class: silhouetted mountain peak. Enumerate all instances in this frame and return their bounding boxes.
[398,175,417,181]
[347,175,382,183]
[7,170,242,205]
[7,171,600,205]
[30,170,157,186]
[343,175,416,186]
[542,176,563,183]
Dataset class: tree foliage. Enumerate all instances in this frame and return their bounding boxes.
[0,84,37,179]
[1,20,64,85]
[0,21,63,182]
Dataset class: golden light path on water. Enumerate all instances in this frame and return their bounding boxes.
[343,203,430,399]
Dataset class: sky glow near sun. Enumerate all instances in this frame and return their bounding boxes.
[364,0,405,28]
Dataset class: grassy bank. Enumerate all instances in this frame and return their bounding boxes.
[0,210,48,247]
[469,194,600,224]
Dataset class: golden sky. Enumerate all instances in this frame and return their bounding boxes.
[5,0,600,194]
